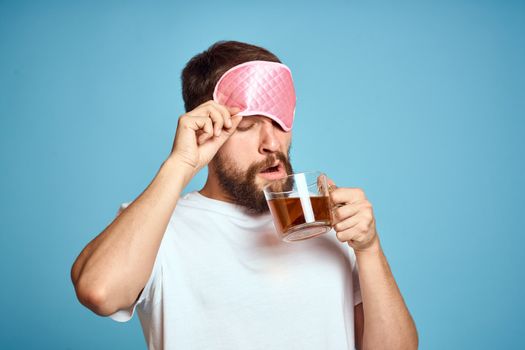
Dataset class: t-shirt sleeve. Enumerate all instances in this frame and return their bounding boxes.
[107,202,163,323]
[348,247,362,306]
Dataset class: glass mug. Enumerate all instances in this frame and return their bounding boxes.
[263,171,333,242]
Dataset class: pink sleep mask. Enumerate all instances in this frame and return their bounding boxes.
[212,60,296,132]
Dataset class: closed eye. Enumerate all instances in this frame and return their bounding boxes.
[237,123,255,131]
[272,120,286,131]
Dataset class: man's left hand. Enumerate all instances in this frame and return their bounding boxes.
[327,178,380,252]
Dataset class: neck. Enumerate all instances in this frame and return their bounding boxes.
[199,169,235,204]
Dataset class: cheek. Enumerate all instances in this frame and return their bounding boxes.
[226,132,259,150]
[280,134,292,152]
[221,136,257,166]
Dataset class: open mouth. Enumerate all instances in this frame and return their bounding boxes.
[258,161,286,180]
[260,163,281,173]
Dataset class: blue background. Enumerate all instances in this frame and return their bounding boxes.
[1,0,524,348]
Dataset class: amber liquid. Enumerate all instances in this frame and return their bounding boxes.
[267,196,332,240]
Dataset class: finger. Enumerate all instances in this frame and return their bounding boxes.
[216,114,243,140]
[211,102,234,129]
[197,114,243,152]
[330,187,367,206]
[327,177,337,192]
[332,203,360,223]
[335,224,367,243]
[198,129,213,144]
[196,116,214,145]
[198,134,208,145]
[333,212,360,231]
[204,107,224,137]
[227,106,241,116]
[187,114,213,134]
[187,105,224,136]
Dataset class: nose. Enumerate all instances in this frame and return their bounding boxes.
[258,121,281,154]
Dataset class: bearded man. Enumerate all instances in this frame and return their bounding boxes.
[71,40,418,350]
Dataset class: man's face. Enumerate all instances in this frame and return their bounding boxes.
[211,115,294,214]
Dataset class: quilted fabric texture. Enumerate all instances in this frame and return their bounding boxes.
[213,60,296,131]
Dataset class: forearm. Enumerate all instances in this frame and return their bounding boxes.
[71,156,194,315]
[356,239,418,350]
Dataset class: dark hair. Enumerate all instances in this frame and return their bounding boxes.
[181,40,281,112]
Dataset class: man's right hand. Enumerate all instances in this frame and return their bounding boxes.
[169,100,242,175]
[71,100,243,317]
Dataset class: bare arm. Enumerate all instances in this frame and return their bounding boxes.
[328,182,418,349]
[354,302,365,350]
[70,157,193,316]
[71,101,242,316]
[355,242,418,350]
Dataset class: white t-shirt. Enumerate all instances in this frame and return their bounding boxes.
[109,191,362,350]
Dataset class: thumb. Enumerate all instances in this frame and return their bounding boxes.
[228,106,242,115]
[325,177,342,212]
[318,174,337,194]
[227,113,243,130]
[198,114,243,154]
[327,177,337,192]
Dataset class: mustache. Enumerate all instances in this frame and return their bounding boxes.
[253,151,289,172]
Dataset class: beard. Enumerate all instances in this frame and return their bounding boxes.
[212,149,294,215]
